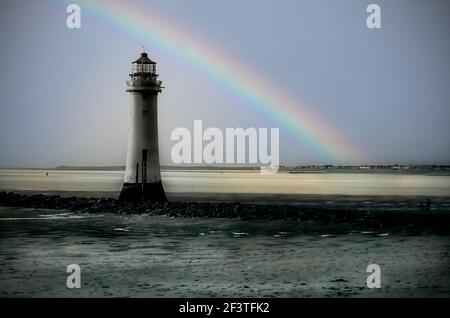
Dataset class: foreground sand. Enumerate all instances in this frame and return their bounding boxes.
[0,206,449,297]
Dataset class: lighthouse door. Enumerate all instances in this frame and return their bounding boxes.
[142,149,148,195]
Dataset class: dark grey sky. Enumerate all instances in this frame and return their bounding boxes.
[0,0,449,167]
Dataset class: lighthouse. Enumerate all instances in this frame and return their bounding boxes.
[119,52,167,202]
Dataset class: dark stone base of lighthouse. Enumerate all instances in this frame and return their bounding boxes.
[119,182,167,202]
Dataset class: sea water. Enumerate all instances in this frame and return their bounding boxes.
[0,169,449,297]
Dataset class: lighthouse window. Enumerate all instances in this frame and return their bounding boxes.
[132,63,155,74]
[133,64,142,73]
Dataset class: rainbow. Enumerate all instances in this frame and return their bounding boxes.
[55,0,359,163]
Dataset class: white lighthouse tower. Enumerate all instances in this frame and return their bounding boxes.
[119,51,167,202]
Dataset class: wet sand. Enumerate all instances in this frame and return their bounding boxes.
[1,182,449,298]
[0,207,449,297]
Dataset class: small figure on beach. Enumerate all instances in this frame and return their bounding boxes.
[418,198,432,210]
[426,198,432,210]
[45,172,49,176]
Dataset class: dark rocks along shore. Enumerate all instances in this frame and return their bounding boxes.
[0,191,449,232]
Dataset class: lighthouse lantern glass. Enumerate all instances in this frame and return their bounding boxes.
[132,63,155,75]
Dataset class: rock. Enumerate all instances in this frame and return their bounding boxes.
[0,191,449,232]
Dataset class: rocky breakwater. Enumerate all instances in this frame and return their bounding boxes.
[0,191,449,232]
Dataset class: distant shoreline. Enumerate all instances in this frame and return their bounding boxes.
[1,165,450,175]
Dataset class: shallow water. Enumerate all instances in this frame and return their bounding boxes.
[0,207,449,297]
[1,169,450,196]
[2,169,450,214]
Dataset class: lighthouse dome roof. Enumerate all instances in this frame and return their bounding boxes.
[132,52,156,64]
